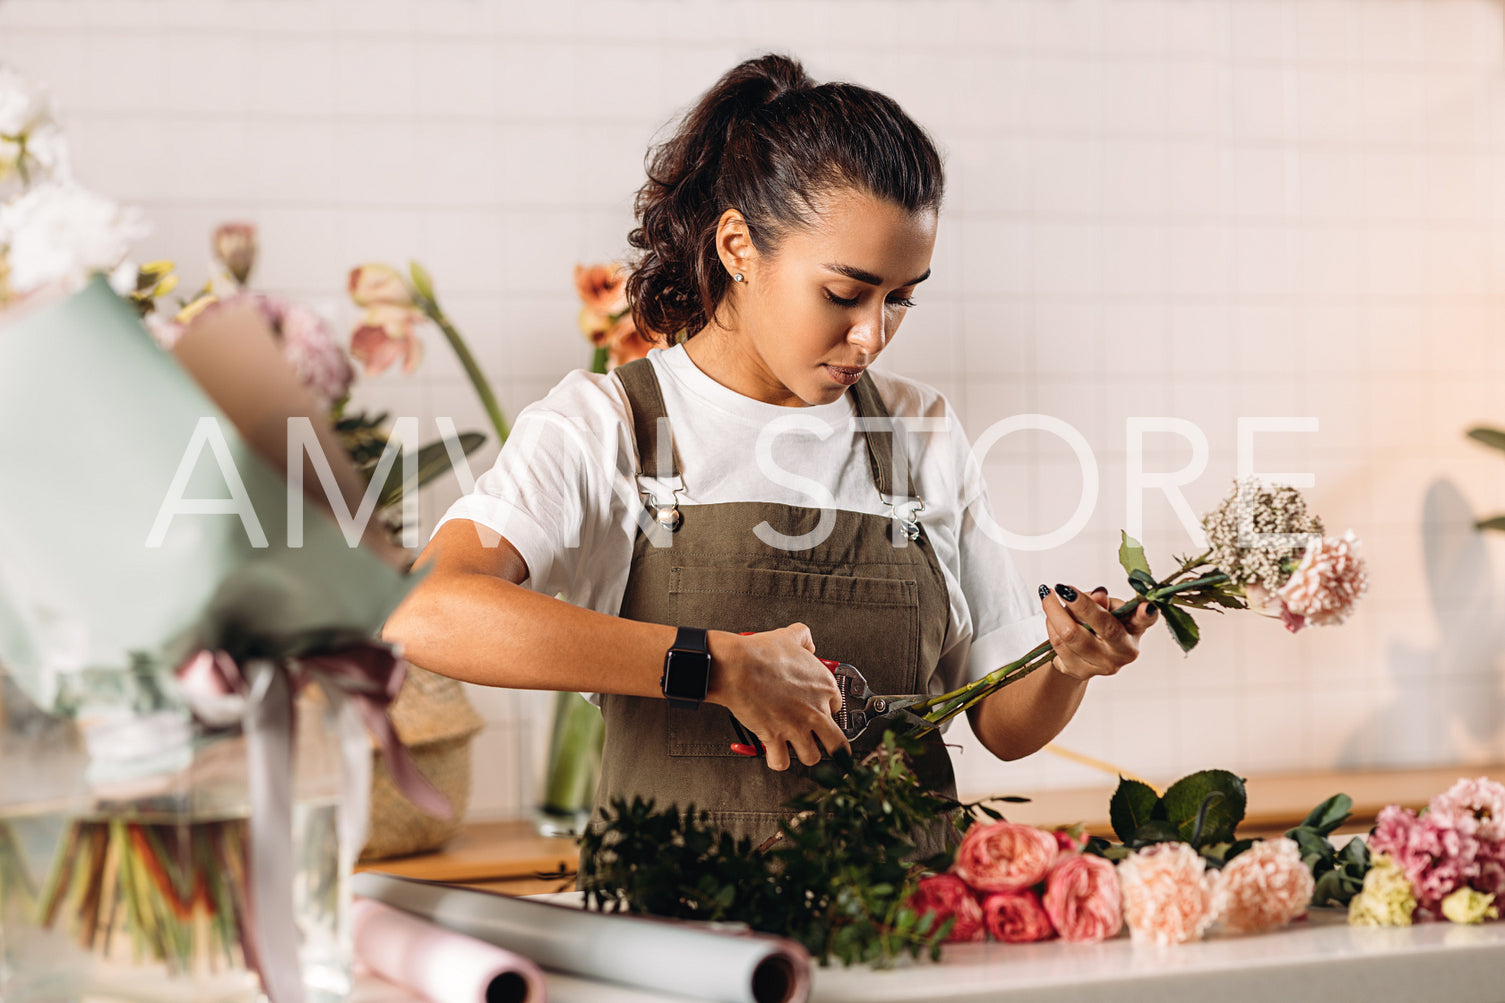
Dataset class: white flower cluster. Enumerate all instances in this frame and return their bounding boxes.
[0,65,69,188]
[0,64,146,304]
[1202,478,1324,592]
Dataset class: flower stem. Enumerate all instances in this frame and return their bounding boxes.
[422,300,510,446]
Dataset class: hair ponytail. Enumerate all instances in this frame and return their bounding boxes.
[627,54,943,342]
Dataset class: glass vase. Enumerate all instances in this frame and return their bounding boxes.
[534,691,603,837]
[0,668,358,1003]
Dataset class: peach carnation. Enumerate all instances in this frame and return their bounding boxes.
[951,821,1059,894]
[1275,531,1368,628]
[1117,842,1222,946]
[1216,838,1314,934]
[1429,777,1505,842]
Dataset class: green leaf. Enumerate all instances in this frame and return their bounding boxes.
[1129,819,1182,846]
[1162,769,1246,845]
[1160,604,1201,652]
[1109,777,1162,843]
[1187,791,1225,848]
[1293,793,1352,836]
[1118,531,1153,578]
[408,260,436,303]
[373,432,486,509]
[1476,516,1505,532]
[1466,426,1505,455]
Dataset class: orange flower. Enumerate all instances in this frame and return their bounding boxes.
[573,262,628,317]
[601,313,653,370]
[347,264,424,376]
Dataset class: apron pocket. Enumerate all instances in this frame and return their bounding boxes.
[665,565,921,758]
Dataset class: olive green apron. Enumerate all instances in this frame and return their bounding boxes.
[593,357,957,857]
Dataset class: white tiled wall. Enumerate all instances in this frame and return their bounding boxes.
[7,0,1505,818]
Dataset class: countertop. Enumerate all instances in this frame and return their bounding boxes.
[350,907,1505,1003]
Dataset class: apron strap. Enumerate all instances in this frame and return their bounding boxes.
[850,371,920,501]
[613,357,677,479]
[612,356,919,500]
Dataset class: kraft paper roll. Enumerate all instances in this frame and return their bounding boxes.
[351,872,811,1003]
[352,898,546,1003]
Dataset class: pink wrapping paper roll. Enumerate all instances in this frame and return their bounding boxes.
[352,898,547,1003]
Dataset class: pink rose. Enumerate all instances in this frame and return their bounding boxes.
[981,890,1055,943]
[908,874,985,943]
[952,821,1059,894]
[1053,827,1089,853]
[1043,854,1123,942]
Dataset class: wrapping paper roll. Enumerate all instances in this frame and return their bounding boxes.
[352,898,547,1003]
[352,872,811,1003]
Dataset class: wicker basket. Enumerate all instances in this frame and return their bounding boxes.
[359,664,484,862]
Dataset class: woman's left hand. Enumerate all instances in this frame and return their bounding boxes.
[1040,583,1156,681]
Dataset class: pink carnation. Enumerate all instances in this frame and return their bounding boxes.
[908,874,985,943]
[1275,531,1368,628]
[1429,777,1505,842]
[261,295,354,408]
[981,890,1056,943]
[951,821,1059,894]
[1369,804,1479,915]
[1217,838,1314,934]
[1117,843,1222,946]
[1043,854,1122,942]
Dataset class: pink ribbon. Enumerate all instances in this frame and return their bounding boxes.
[175,644,452,1003]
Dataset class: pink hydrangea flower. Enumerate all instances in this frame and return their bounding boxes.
[1043,854,1122,942]
[951,821,1059,894]
[1429,777,1505,842]
[1117,842,1222,946]
[908,874,985,943]
[1217,838,1314,934]
[1276,531,1368,628]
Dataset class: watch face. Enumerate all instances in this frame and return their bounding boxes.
[663,648,710,701]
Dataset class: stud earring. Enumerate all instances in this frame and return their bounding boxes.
[732,273,744,283]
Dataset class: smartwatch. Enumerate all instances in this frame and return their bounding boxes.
[661,626,712,710]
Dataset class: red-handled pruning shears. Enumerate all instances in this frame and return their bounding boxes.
[727,638,932,757]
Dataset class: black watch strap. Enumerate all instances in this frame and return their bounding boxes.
[661,626,711,710]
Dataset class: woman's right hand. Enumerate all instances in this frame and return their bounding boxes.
[706,623,849,772]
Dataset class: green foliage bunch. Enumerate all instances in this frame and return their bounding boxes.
[581,733,978,967]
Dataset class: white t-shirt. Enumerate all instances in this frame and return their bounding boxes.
[436,345,1046,695]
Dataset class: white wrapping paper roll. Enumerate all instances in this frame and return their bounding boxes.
[352,898,546,1003]
[352,872,811,1003]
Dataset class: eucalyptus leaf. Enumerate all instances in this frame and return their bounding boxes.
[1162,770,1246,845]
[1109,777,1162,843]
[1161,604,1201,652]
[1118,531,1153,578]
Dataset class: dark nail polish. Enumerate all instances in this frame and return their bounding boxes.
[1039,584,1051,600]
[1092,585,1108,595]
[1144,604,1158,618]
[1055,583,1077,602]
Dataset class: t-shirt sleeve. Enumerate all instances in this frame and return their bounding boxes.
[434,370,633,604]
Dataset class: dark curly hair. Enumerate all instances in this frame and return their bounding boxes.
[627,54,945,342]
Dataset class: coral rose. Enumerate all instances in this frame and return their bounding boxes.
[908,874,984,943]
[981,890,1055,943]
[1117,842,1222,946]
[1043,854,1123,942]
[1216,838,1313,934]
[951,821,1059,894]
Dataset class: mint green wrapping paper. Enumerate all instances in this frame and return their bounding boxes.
[0,277,412,712]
